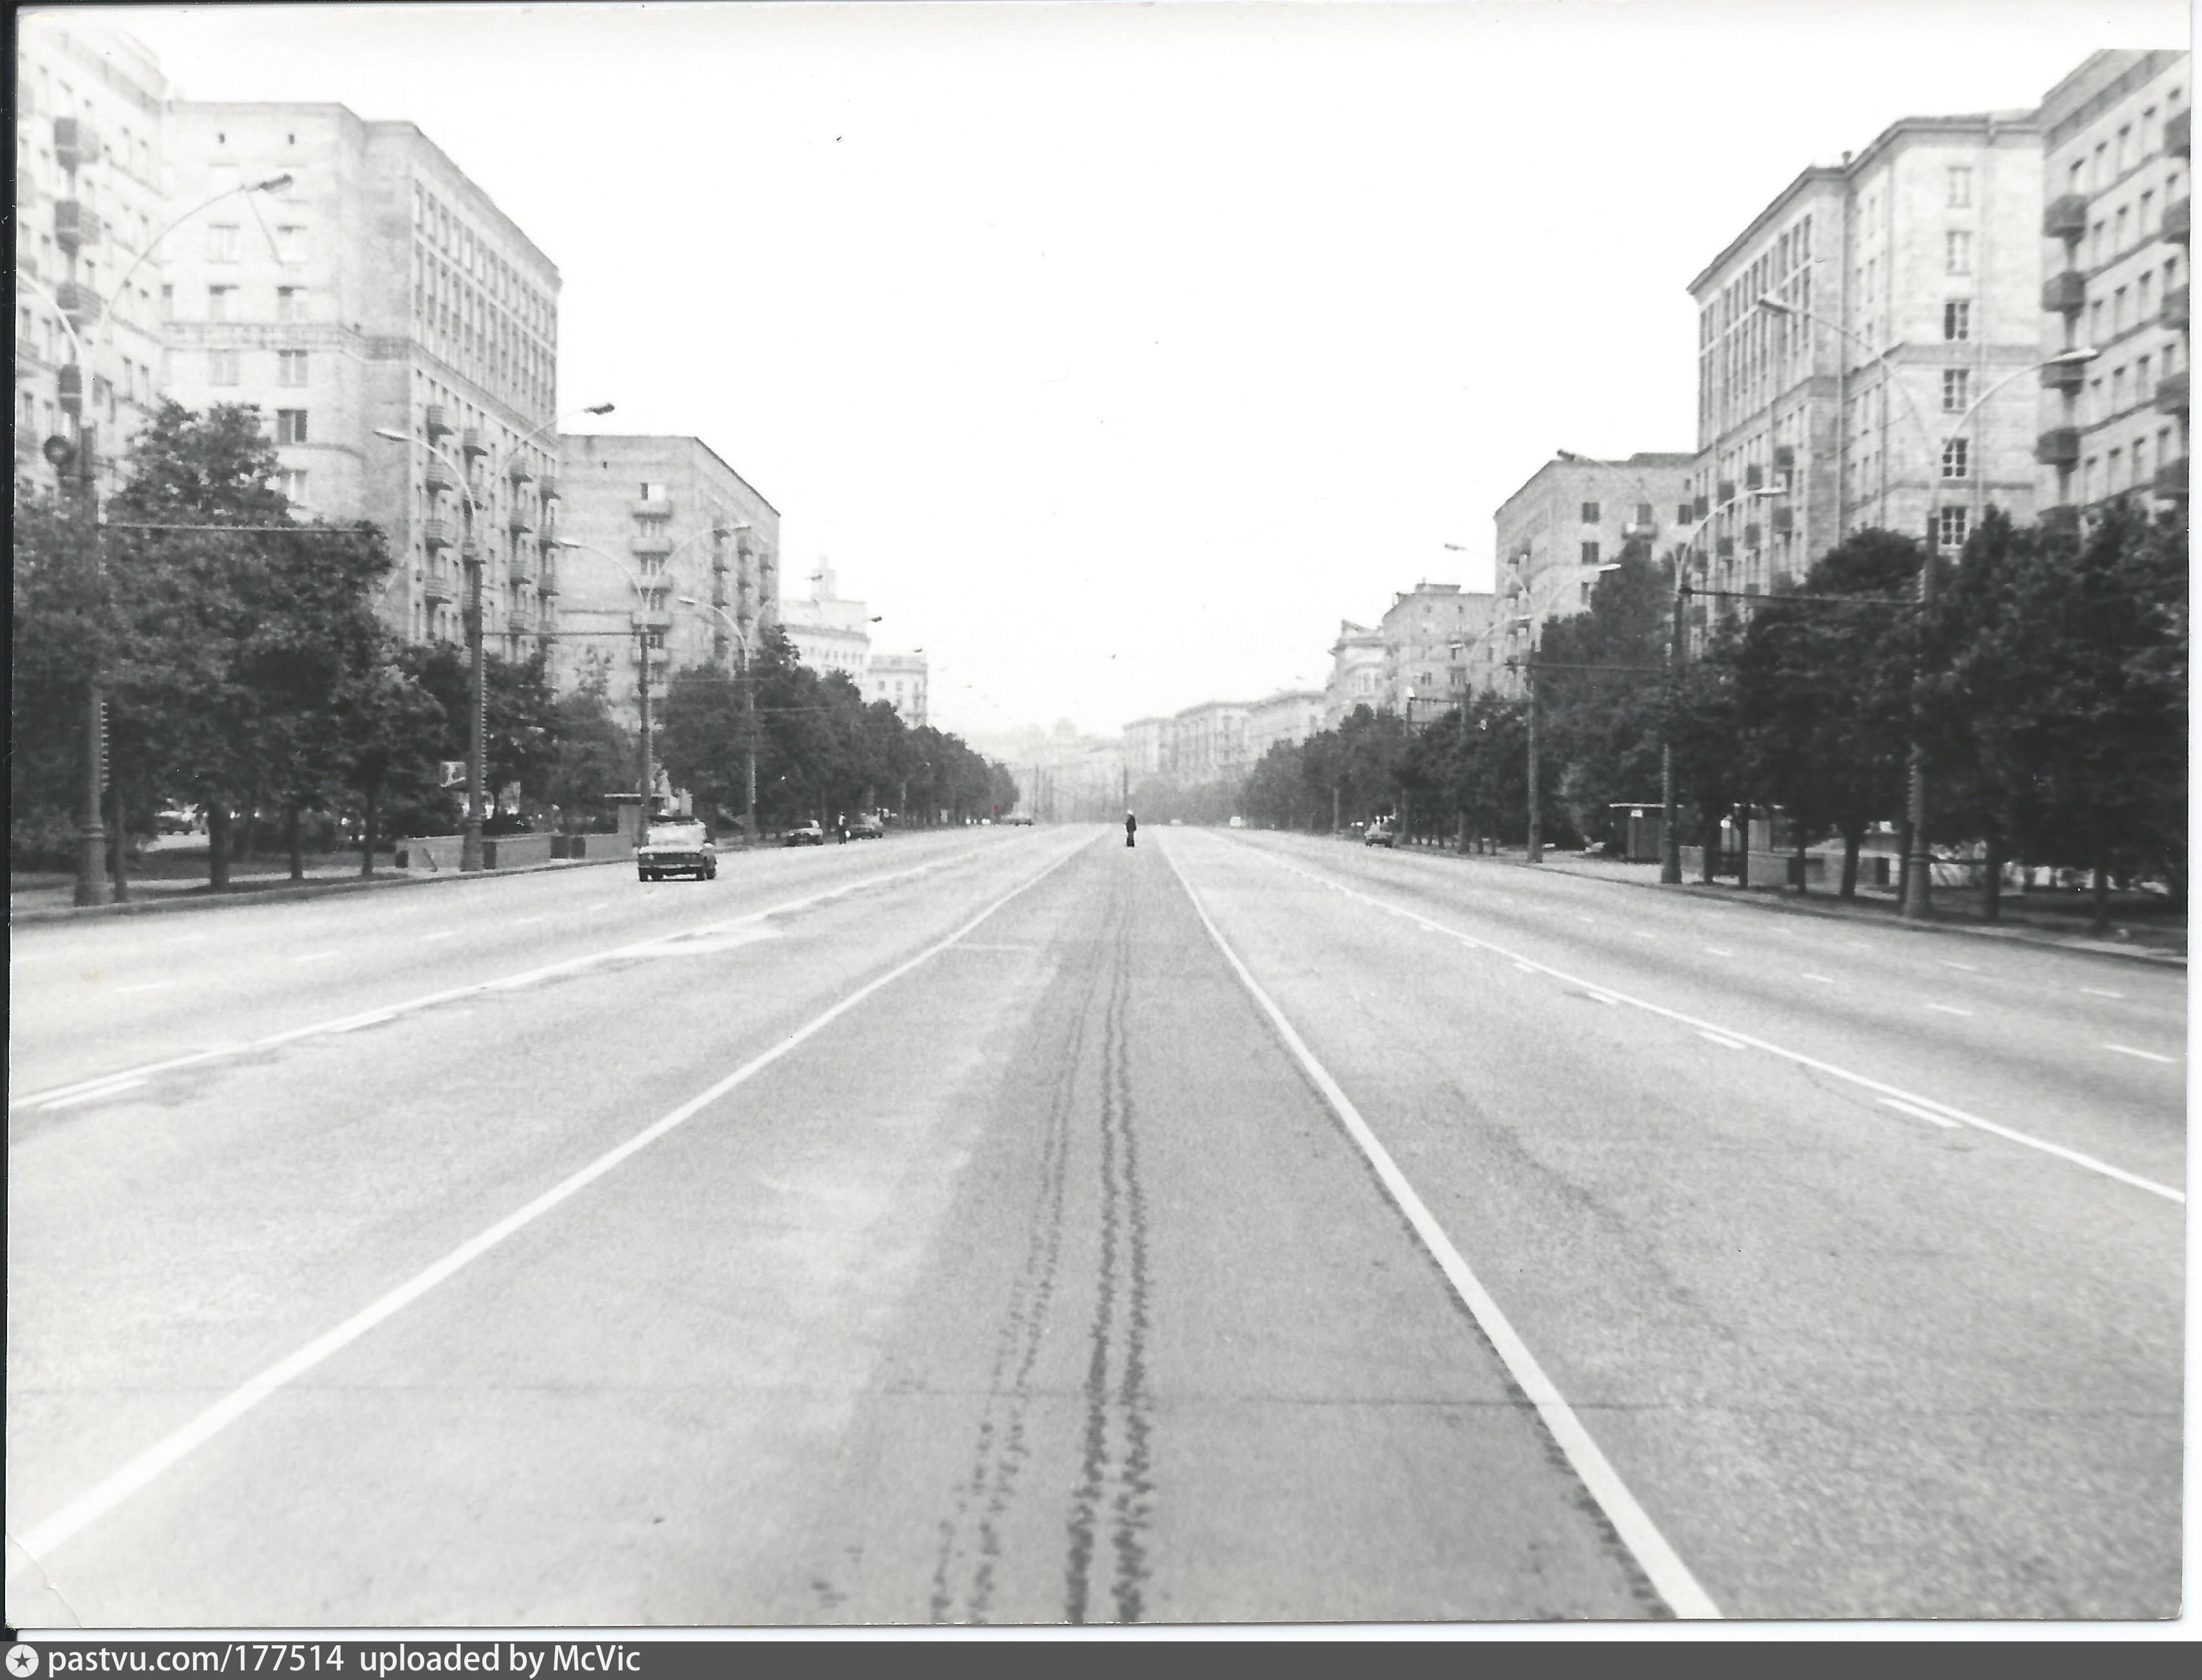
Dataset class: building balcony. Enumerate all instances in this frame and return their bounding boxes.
[53,199,100,256]
[2166,196,2192,245]
[633,530,674,558]
[420,516,456,554]
[505,457,534,487]
[459,537,487,568]
[509,557,534,588]
[52,117,100,174]
[2040,357,2087,393]
[632,496,673,520]
[2162,285,2188,330]
[57,363,83,413]
[55,281,100,327]
[422,458,456,496]
[2042,270,2087,313]
[2152,456,2188,499]
[2156,370,2188,415]
[2042,193,2089,241]
[422,566,455,606]
[460,427,489,460]
[2169,108,2191,159]
[507,505,535,536]
[2035,426,2081,467]
[535,473,560,502]
[424,404,453,441]
[537,565,560,597]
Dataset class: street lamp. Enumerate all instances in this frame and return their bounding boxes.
[677,593,760,845]
[1507,561,1621,863]
[373,424,492,870]
[1754,294,2098,917]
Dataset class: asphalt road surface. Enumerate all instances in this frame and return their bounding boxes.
[7,824,2185,1626]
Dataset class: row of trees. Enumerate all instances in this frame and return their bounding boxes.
[1238,502,2187,920]
[12,402,1018,888]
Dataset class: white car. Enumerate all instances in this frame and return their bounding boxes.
[637,819,717,881]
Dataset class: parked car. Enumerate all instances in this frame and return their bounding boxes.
[155,804,200,835]
[1363,819,1397,848]
[848,812,885,839]
[784,820,827,847]
[1002,812,1034,827]
[637,819,717,881]
[1227,815,1246,828]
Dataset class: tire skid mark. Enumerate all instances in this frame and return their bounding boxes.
[927,863,1105,1624]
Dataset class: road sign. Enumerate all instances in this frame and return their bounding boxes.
[438,760,466,789]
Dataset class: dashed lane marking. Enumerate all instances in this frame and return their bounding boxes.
[2103,1044,2178,1065]
[2080,987,2125,1000]
[1939,960,1980,973]
[1697,1031,1746,1050]
[420,931,458,942]
[1881,1097,1959,1130]
[4,834,1097,1585]
[1219,837,2183,1205]
[1801,974,1835,985]
[1927,1004,1974,1017]
[1161,837,1720,1621]
[1704,947,1732,957]
[290,951,340,964]
[10,846,1008,1113]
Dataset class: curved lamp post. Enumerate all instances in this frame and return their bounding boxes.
[677,593,759,845]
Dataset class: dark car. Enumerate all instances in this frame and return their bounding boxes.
[637,819,717,881]
[1363,819,1397,848]
[847,813,885,839]
[784,821,827,847]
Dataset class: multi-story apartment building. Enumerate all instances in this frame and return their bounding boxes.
[778,559,870,682]
[15,17,169,501]
[865,651,930,725]
[1245,689,1327,763]
[1123,716,1171,783]
[552,433,781,729]
[161,101,562,650]
[2035,51,2190,512]
[1685,111,2043,618]
[1490,452,1693,689]
[1169,699,1252,783]
[1323,620,1388,725]
[1378,581,1496,715]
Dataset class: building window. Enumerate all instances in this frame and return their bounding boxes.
[1941,438,1969,479]
[1579,541,1600,566]
[277,286,303,322]
[1947,165,1973,207]
[2116,205,2130,252]
[1633,501,1653,526]
[276,225,305,263]
[276,408,308,443]
[278,350,308,387]
[1945,231,1972,275]
[209,350,241,386]
[1942,369,1969,412]
[1579,501,1600,524]
[1676,501,1693,525]
[1936,506,1969,548]
[279,467,309,508]
[207,223,240,261]
[1943,300,1970,341]
[207,285,235,322]
[2113,366,2127,411]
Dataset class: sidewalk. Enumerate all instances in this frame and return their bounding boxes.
[1366,836,2187,967]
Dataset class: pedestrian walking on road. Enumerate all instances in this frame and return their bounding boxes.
[836,812,849,845]
[1125,810,1137,849]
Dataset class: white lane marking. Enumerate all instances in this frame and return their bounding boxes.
[2080,987,2125,1000]
[327,1012,400,1034]
[1801,974,1836,985]
[1697,1031,1746,1050]
[1704,947,1733,957]
[1223,838,2183,1205]
[513,917,546,927]
[1881,1097,1959,1130]
[5,834,1096,1584]
[1584,993,1618,1006]
[1939,960,1980,973]
[2103,1044,2178,1065]
[1160,839,1719,1621]
[1632,929,1656,940]
[40,1078,149,1112]
[587,901,612,912]
[1513,962,1536,975]
[290,951,340,964]
[420,931,458,943]
[113,981,178,996]
[1927,1004,1973,1017]
[9,846,1002,1112]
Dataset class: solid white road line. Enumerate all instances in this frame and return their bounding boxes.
[5,832,1095,1585]
[513,917,546,927]
[420,931,458,943]
[1697,1031,1746,1050]
[1225,837,2184,1206]
[10,846,1001,1114]
[1159,837,1719,1621]
[1801,974,1836,985]
[290,951,340,964]
[2079,987,2125,1000]
[1704,947,1733,957]
[1939,960,1980,973]
[2103,1043,2178,1065]
[1927,1004,1973,1017]
[1880,1097,1959,1130]
[39,1078,149,1112]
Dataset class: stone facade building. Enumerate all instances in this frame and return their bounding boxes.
[1377,581,1496,716]
[2035,50,2190,513]
[1123,716,1171,783]
[777,559,870,682]
[1245,689,1327,763]
[1683,111,2044,620]
[160,100,563,650]
[1322,619,1388,725]
[15,17,170,501]
[551,433,781,731]
[865,651,930,726]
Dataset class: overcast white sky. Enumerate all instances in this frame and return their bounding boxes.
[91,0,2190,738]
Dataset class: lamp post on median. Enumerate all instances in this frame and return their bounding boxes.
[1752,295,2099,917]
[1505,561,1622,863]
[677,592,760,847]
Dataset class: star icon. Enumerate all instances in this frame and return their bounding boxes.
[8,1647,42,1678]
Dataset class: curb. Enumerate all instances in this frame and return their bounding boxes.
[9,848,638,927]
[1335,837,2187,970]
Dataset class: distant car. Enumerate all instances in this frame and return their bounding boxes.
[784,821,827,847]
[848,813,884,839]
[1003,813,1034,826]
[638,819,717,881]
[1363,819,1397,848]
[1227,815,1246,829]
[156,804,200,835]
[1169,818,1184,826]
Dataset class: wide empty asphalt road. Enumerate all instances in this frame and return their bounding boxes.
[7,824,2184,1625]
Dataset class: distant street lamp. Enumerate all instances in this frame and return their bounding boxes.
[677,593,760,846]
[1754,294,2099,917]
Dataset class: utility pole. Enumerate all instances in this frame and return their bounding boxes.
[1525,660,1543,864]
[1661,576,1687,884]
[742,650,759,845]
[72,423,112,906]
[635,619,654,823]
[1901,517,1936,919]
